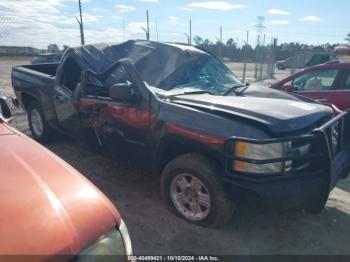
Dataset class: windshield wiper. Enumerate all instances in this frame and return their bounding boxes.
[170,90,214,97]
[223,83,249,96]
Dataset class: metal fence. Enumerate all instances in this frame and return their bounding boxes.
[224,49,323,83]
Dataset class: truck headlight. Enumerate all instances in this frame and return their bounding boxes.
[233,141,292,174]
[75,220,132,261]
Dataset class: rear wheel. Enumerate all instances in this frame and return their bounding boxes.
[161,153,235,227]
[28,101,56,143]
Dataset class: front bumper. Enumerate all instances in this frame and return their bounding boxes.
[222,111,350,212]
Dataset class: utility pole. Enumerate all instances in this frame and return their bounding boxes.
[271,38,278,78]
[146,10,150,40]
[254,16,265,80]
[259,34,266,80]
[219,25,222,59]
[216,26,223,59]
[155,20,159,41]
[254,34,260,80]
[189,20,192,45]
[242,31,249,82]
[184,20,192,45]
[141,10,150,40]
[76,0,85,45]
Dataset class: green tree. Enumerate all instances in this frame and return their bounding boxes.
[226,38,236,47]
[48,44,59,52]
[193,36,203,46]
[345,33,350,43]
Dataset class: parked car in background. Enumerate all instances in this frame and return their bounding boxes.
[271,61,350,110]
[0,97,132,258]
[276,57,295,70]
[276,54,331,70]
[11,40,350,227]
[31,52,63,64]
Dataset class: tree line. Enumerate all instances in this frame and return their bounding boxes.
[193,36,339,62]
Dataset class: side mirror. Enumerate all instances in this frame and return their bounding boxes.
[282,83,295,92]
[0,97,12,121]
[109,83,139,103]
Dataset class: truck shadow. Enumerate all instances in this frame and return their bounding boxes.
[42,136,350,255]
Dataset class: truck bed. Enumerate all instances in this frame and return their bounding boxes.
[14,63,59,77]
[11,63,59,127]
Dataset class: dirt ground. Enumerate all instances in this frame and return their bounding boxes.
[1,58,350,255]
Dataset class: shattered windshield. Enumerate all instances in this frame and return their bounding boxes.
[158,56,242,96]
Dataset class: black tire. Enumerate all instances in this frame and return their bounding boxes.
[161,153,235,228]
[27,101,56,143]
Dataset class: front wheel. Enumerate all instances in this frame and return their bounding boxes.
[161,153,235,227]
[27,101,56,143]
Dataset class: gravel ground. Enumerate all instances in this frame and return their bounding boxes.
[1,58,350,255]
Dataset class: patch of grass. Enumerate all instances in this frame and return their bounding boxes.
[0,56,32,61]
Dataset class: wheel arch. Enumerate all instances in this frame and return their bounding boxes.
[21,93,38,111]
[155,134,224,175]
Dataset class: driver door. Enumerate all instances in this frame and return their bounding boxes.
[54,58,83,138]
[78,62,151,153]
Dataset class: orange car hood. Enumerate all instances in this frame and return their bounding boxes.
[0,123,121,256]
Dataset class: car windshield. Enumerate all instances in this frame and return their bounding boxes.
[165,56,242,96]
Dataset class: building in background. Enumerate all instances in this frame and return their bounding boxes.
[0,46,43,56]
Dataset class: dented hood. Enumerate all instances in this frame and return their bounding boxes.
[172,94,332,134]
[0,123,121,255]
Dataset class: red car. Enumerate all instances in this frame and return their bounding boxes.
[0,98,132,258]
[271,61,350,110]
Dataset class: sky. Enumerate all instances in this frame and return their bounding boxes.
[0,0,348,49]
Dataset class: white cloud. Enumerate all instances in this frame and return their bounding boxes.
[269,20,290,25]
[127,22,153,34]
[89,7,109,13]
[112,16,122,20]
[116,4,136,13]
[176,6,193,11]
[168,16,180,25]
[0,0,126,48]
[185,1,247,11]
[267,8,291,16]
[137,0,159,2]
[0,0,64,15]
[299,16,322,22]
[60,13,101,25]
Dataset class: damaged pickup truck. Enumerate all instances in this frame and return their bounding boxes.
[12,40,350,227]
